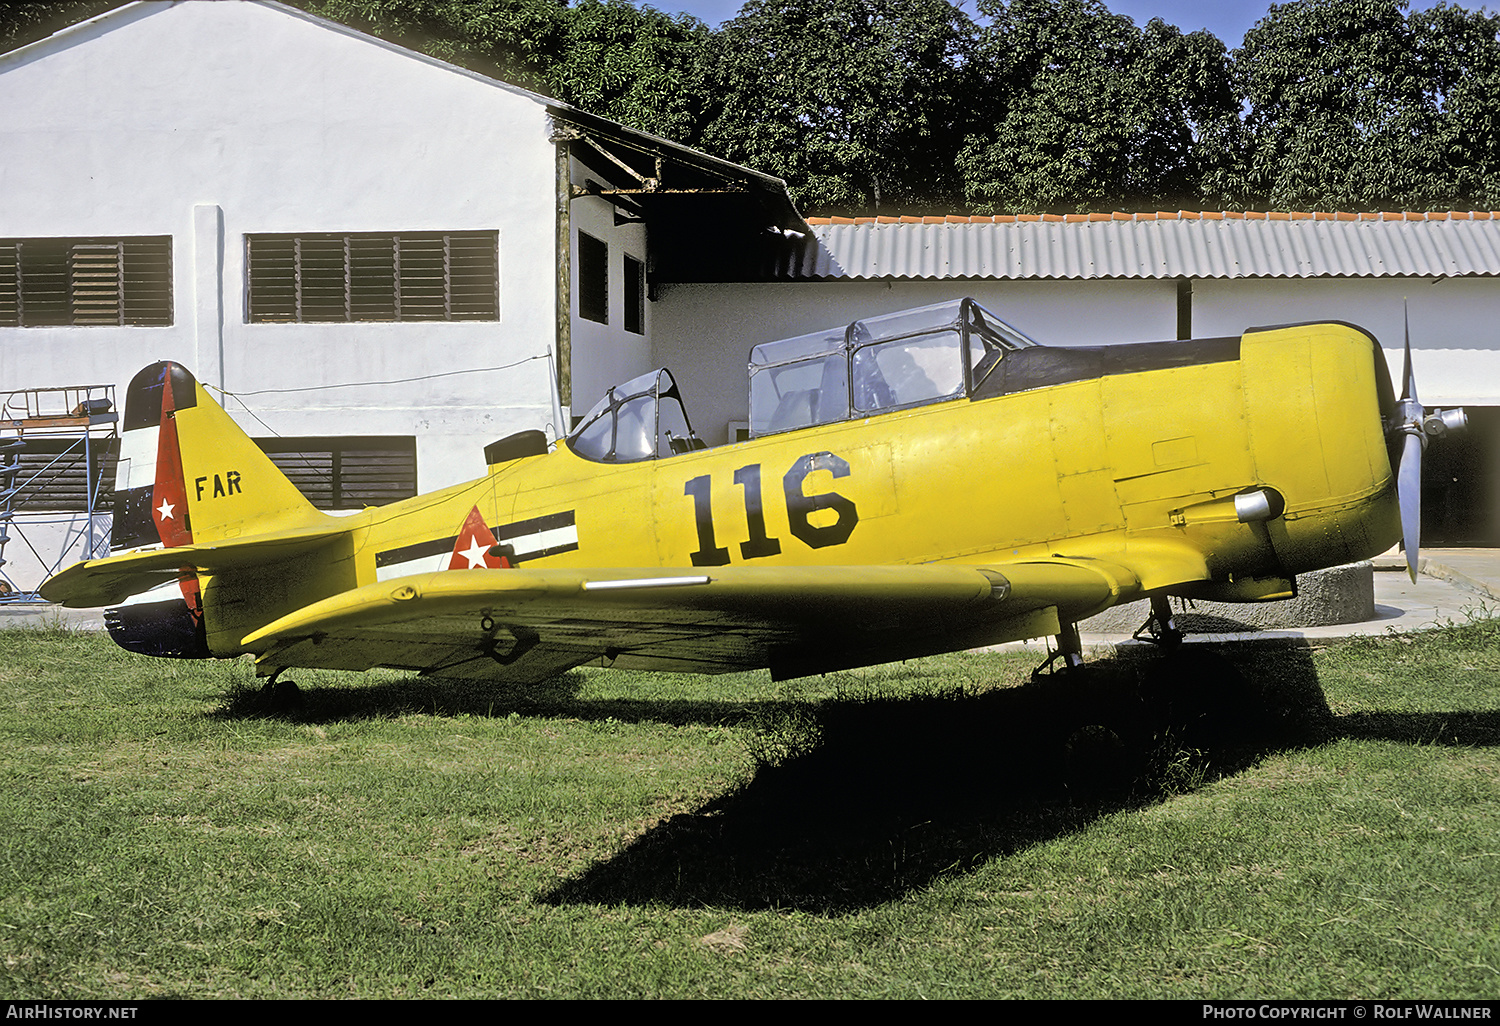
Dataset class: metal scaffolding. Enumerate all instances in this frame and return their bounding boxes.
[0,384,117,602]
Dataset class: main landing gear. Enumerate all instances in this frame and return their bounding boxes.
[1032,621,1084,679]
[1033,594,1185,680]
[260,669,302,711]
[1133,595,1185,649]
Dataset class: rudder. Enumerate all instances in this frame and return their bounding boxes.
[112,362,328,552]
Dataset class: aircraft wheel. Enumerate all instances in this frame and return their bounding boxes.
[260,678,303,712]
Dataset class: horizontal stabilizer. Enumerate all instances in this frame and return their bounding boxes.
[39,525,348,608]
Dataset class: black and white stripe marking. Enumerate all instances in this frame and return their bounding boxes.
[375,510,578,581]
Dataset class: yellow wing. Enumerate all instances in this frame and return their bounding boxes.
[240,560,1141,683]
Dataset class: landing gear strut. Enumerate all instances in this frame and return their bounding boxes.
[1133,595,1184,648]
[1032,621,1084,679]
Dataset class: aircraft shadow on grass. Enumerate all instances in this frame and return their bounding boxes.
[211,642,1500,914]
[212,668,775,729]
[537,644,1500,914]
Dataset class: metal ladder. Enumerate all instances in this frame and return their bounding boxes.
[0,431,21,599]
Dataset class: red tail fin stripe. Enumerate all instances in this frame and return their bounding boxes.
[177,570,204,626]
[152,370,193,548]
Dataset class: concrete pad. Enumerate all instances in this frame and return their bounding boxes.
[0,603,107,630]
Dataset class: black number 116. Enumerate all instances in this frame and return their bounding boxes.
[683,452,859,566]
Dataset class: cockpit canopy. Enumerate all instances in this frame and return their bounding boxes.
[747,298,1036,438]
[566,368,704,463]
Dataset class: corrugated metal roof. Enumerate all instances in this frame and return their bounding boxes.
[782,211,1500,280]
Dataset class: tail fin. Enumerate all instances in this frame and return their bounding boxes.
[113,362,329,551]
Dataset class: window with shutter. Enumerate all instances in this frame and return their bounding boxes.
[0,237,172,327]
[577,232,608,325]
[624,254,645,335]
[6,436,120,512]
[246,232,498,323]
[252,436,418,510]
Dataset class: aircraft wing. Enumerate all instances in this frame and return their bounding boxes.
[240,560,1141,683]
[38,525,349,608]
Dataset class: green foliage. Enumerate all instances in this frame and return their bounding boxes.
[302,0,566,92]
[1230,0,1500,211]
[284,0,1500,215]
[1233,0,1435,210]
[1411,2,1500,209]
[548,0,711,141]
[696,0,979,215]
[9,0,1500,215]
[0,1,121,52]
[959,0,1241,214]
[302,0,711,140]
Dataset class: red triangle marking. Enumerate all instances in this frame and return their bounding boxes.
[448,506,511,569]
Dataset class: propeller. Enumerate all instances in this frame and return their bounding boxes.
[1391,304,1467,582]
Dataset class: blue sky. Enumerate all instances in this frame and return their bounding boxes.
[649,0,1478,48]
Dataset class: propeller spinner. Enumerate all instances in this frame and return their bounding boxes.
[1391,306,1468,582]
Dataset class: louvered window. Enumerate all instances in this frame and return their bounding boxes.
[246,232,498,323]
[253,436,417,510]
[0,237,172,327]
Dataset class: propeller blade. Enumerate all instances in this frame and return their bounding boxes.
[1401,302,1419,405]
[1393,300,1426,582]
[1398,430,1423,583]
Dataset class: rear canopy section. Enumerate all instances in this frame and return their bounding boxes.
[747,298,1037,438]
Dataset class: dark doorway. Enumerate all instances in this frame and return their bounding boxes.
[1422,405,1500,545]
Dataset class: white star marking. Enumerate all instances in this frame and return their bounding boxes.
[459,535,490,569]
[156,499,176,521]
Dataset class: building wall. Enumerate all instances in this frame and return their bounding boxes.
[1192,276,1500,406]
[4,4,1497,593]
[0,0,562,494]
[653,275,1500,445]
[568,180,650,422]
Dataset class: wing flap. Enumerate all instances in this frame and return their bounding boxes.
[242,559,1141,684]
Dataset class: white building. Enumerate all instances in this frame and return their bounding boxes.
[0,0,801,590]
[3,0,1499,594]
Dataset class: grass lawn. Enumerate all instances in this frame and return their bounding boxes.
[0,620,1496,999]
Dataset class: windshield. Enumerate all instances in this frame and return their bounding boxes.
[566,368,702,463]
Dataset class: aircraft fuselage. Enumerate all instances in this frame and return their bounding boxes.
[195,320,1400,658]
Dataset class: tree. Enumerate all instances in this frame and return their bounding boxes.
[303,0,566,93]
[695,0,979,215]
[0,1,123,53]
[1412,2,1500,208]
[306,1,711,143]
[1231,0,1443,210]
[958,0,1240,214]
[548,0,712,143]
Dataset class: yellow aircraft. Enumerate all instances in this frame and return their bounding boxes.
[39,298,1463,688]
